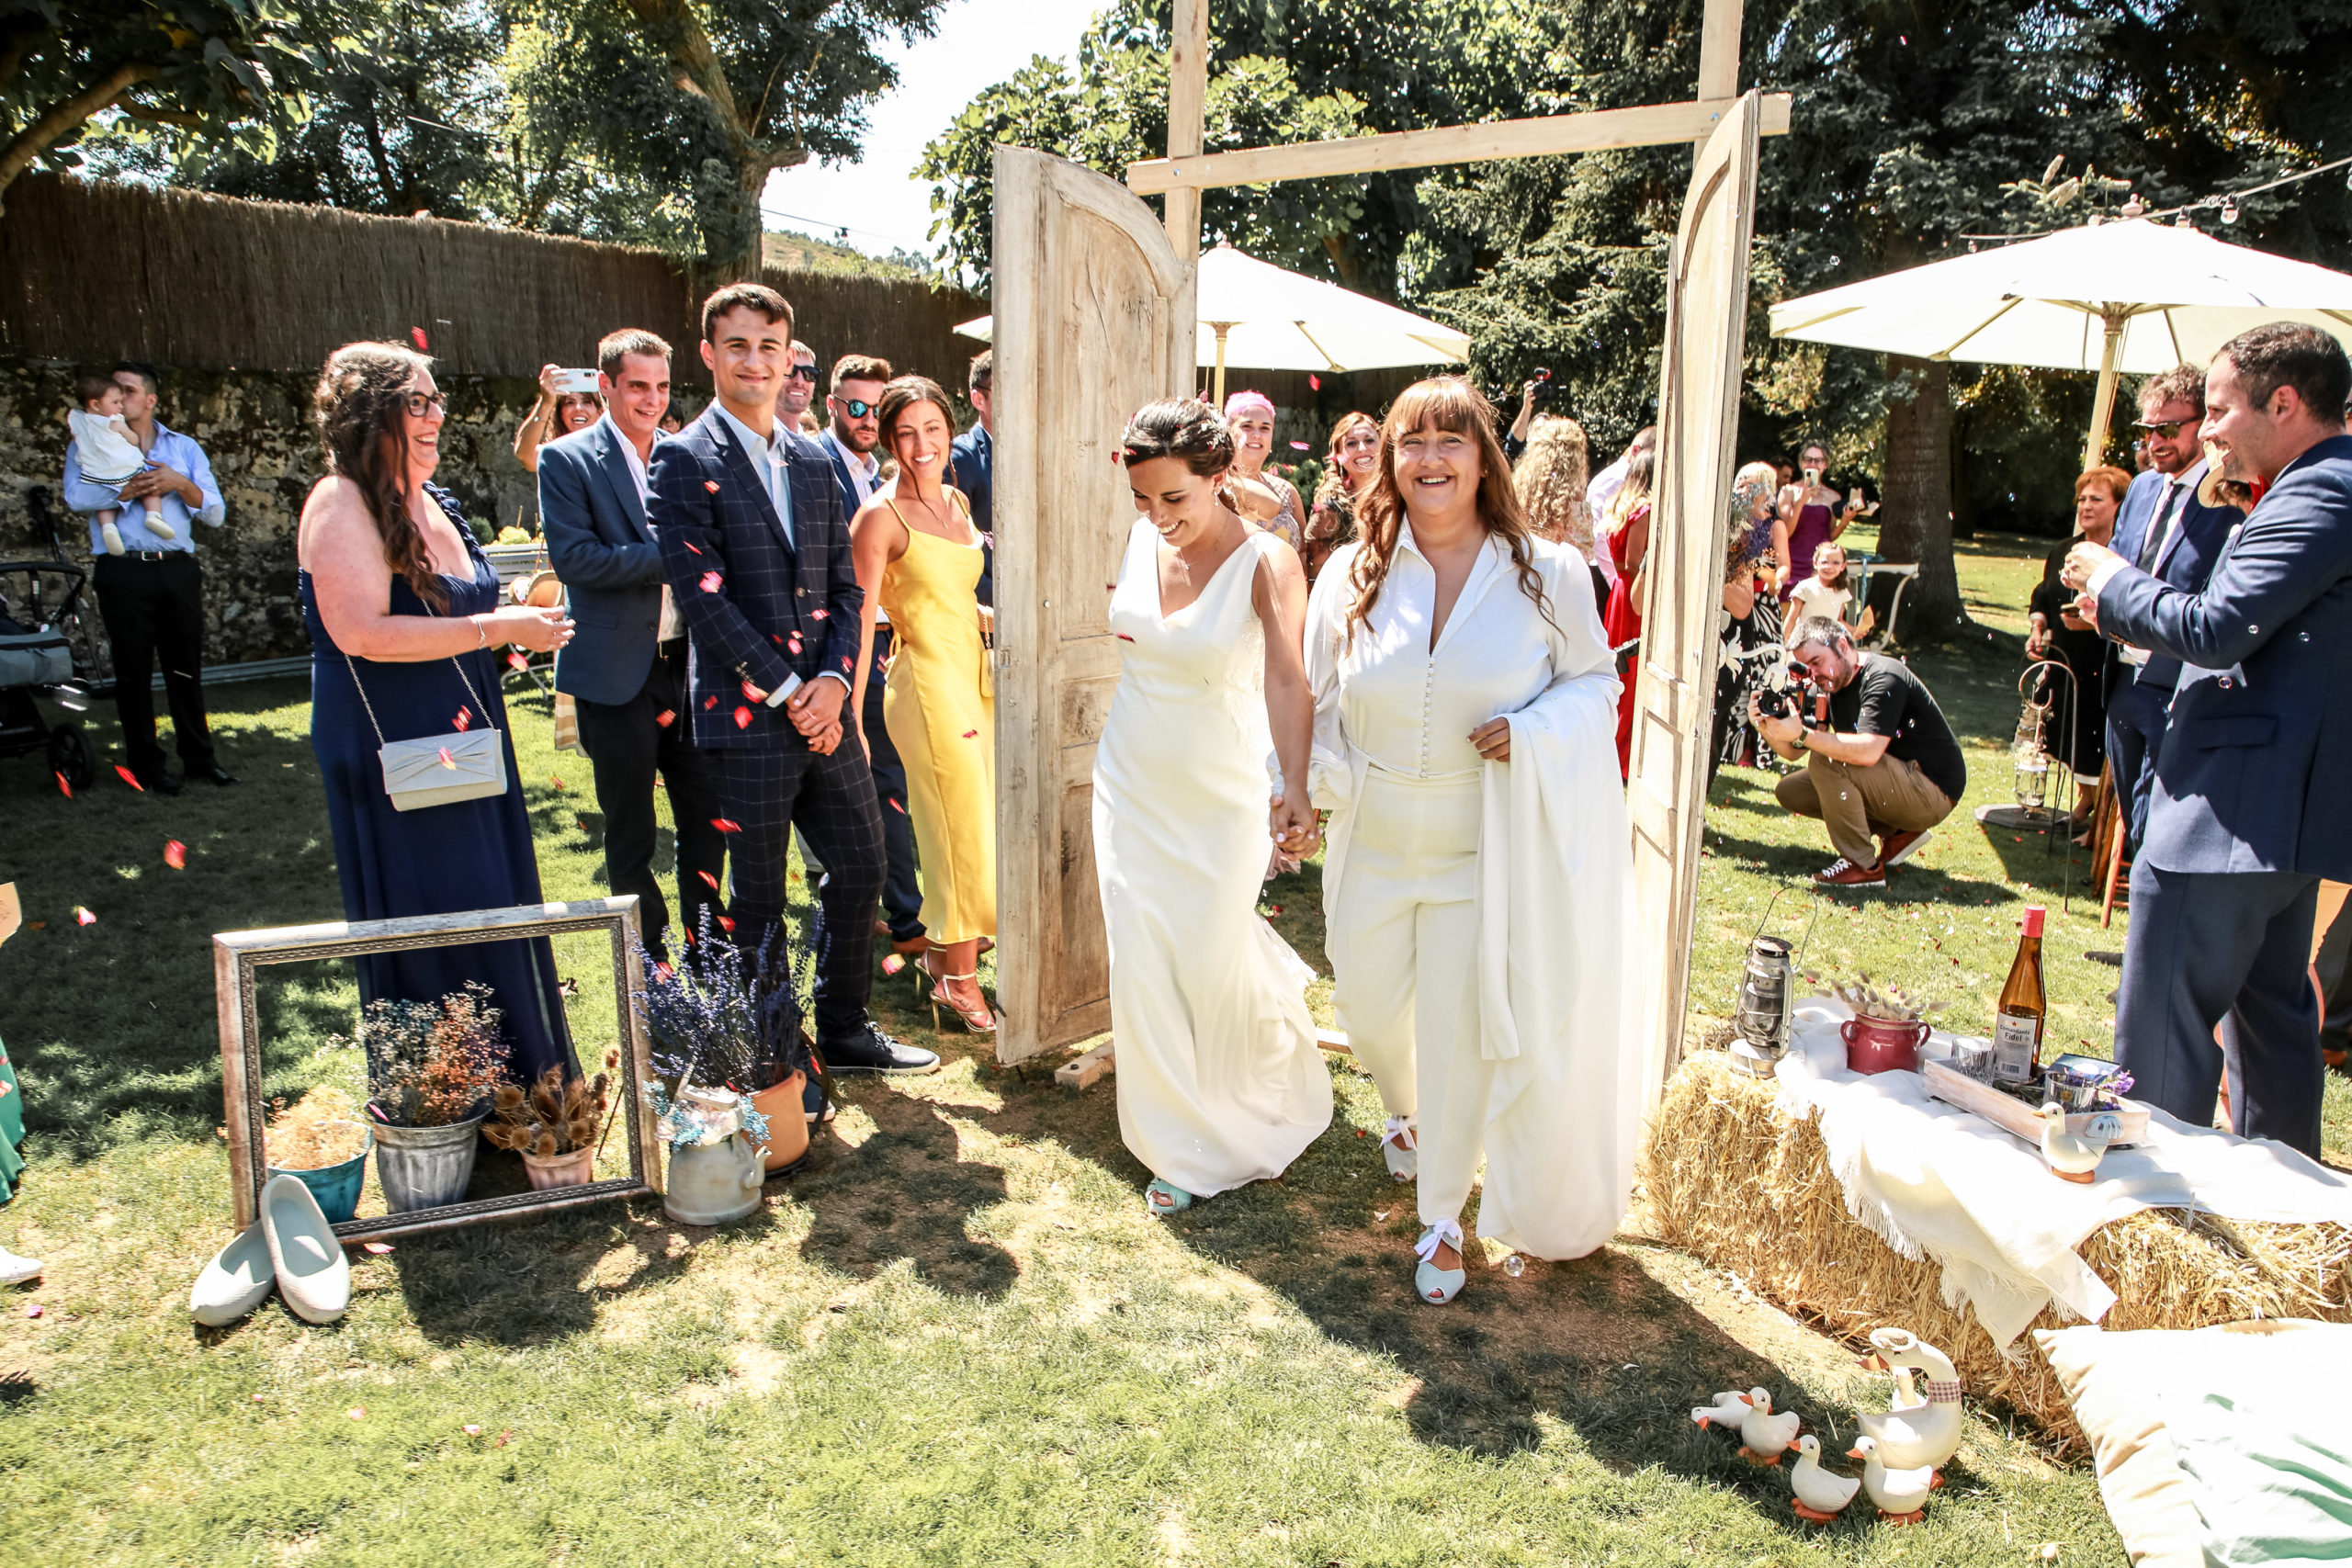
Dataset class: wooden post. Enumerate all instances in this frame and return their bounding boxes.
[1694,0,1745,152]
[1163,0,1208,263]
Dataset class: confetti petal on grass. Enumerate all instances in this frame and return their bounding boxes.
[252,1393,266,1403]
[74,907,96,926]
[463,1424,481,1437]
[699,571,724,593]
[164,840,186,869]
[362,1241,394,1255]
[115,764,142,790]
[549,775,564,791]
[25,1303,41,1317]
[347,1406,366,1419]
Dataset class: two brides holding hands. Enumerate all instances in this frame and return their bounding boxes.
[1095,381,1637,1305]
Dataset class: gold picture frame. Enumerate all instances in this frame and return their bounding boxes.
[211,897,662,1240]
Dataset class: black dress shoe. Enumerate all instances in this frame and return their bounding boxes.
[194,762,238,785]
[136,769,184,796]
[817,1021,940,1076]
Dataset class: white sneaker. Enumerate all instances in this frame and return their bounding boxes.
[0,1247,42,1285]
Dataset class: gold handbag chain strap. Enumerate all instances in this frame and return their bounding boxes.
[340,602,497,749]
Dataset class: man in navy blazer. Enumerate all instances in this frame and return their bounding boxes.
[951,347,994,609]
[2102,367,2237,850]
[540,329,724,964]
[650,285,936,1078]
[2065,322,2352,1156]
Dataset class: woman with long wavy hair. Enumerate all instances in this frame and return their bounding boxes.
[1303,410,1378,582]
[299,343,579,1088]
[1511,413,1606,617]
[1305,377,1634,1306]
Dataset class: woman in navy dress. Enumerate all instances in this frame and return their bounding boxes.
[299,343,578,1084]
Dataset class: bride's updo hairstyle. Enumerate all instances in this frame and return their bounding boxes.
[1120,398,1236,479]
[1347,376,1554,643]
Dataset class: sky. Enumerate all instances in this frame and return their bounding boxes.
[759,0,1108,262]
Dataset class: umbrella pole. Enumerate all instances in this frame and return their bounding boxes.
[2082,310,2125,470]
[1212,323,1230,406]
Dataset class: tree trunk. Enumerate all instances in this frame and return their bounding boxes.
[0,61,159,212]
[1876,355,1965,641]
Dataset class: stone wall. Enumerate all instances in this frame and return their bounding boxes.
[0,356,583,664]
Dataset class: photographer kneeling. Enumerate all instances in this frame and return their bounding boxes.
[1749,616,1968,888]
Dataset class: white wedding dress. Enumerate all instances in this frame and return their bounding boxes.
[1093,520,1333,1197]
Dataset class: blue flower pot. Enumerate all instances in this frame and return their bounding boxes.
[269,1127,372,1225]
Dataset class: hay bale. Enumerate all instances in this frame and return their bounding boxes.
[1641,1049,2352,1449]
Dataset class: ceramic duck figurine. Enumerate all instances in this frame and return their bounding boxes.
[2039,1103,2121,1184]
[1857,1327,1963,1474]
[1849,1436,1935,1524]
[1890,1364,1924,1413]
[1737,1388,1803,1465]
[1691,1389,1750,1431]
[1788,1435,1861,1522]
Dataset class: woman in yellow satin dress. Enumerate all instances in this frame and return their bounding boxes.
[849,376,998,1032]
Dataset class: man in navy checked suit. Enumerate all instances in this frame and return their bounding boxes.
[2064,323,2352,1156]
[650,284,938,1079]
[2102,367,2236,851]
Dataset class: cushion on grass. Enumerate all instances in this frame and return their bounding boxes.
[2038,1320,2352,1567]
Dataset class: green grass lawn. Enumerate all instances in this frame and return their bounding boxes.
[2,532,2338,1563]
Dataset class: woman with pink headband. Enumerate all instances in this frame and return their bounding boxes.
[1223,390,1306,554]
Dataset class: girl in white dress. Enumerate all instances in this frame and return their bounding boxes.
[1306,378,1635,1304]
[1095,400,1330,1216]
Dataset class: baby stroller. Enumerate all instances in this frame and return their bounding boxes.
[0,491,100,792]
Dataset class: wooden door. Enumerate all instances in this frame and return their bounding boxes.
[1627,92,1761,1108]
[990,148,1196,1065]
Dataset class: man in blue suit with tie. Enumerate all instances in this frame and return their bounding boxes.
[2064,322,2352,1156]
[951,348,994,609]
[540,329,725,964]
[650,284,936,1078]
[2101,366,2237,850]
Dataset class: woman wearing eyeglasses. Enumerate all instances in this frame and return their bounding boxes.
[299,342,581,1090]
[512,362,605,476]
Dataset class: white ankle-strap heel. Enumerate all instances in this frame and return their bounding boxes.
[1379,1116,1418,1182]
[1414,1217,1466,1304]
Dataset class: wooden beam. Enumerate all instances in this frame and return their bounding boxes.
[1127,95,1789,195]
[1693,0,1744,149]
[1161,0,1208,261]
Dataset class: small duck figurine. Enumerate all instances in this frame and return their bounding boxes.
[1788,1434,1861,1523]
[1858,1327,1963,1476]
[1848,1436,1935,1525]
[1890,1364,1924,1413]
[1737,1387,1803,1466]
[2040,1103,2122,1184]
[1690,1389,1749,1431]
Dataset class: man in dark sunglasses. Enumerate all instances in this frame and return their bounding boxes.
[779,340,820,431]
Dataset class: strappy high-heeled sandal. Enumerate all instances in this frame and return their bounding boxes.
[1145,1179,1193,1216]
[1379,1116,1418,1183]
[1414,1217,1466,1305]
[920,954,999,1034]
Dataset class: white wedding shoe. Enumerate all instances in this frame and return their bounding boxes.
[0,1246,42,1286]
[189,1221,276,1325]
[260,1174,350,1325]
[1414,1217,1466,1305]
[1379,1117,1418,1183]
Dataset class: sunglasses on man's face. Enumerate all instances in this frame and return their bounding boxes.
[2132,418,2195,440]
[786,364,819,382]
[834,397,876,419]
[403,389,448,417]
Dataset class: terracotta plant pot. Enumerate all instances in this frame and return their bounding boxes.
[519,1145,596,1190]
[746,1070,813,1173]
[1842,1014,1930,1076]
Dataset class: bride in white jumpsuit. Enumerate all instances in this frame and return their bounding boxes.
[1306,378,1635,1303]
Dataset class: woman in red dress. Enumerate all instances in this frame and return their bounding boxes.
[1598,446,1654,777]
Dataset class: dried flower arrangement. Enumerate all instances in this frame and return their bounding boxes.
[1808,971,1943,1023]
[484,1049,619,1157]
[337,982,511,1127]
[264,1086,370,1169]
[634,913,809,1096]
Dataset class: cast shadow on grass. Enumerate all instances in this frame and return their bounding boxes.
[790,1089,1019,1300]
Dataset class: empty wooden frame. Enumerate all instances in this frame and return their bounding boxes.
[212,897,662,1240]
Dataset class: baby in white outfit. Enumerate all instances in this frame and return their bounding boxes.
[67,372,173,557]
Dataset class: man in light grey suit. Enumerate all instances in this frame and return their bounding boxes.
[541,328,725,961]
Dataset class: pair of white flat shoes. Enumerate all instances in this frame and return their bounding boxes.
[189,1173,351,1326]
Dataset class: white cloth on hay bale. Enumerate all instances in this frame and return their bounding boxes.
[1772,1000,2352,1348]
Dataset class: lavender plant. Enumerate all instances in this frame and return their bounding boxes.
[632,909,810,1095]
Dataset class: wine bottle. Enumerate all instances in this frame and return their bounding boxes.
[1992,905,2047,1086]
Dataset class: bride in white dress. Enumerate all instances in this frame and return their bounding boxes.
[1094,399,1330,1215]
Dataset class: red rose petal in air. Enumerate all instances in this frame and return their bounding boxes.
[696,871,719,890]
[711,818,742,834]
[549,774,565,791]
[164,840,187,870]
[684,541,701,555]
[733,705,753,729]
[453,707,471,732]
[1114,632,1135,642]
[705,480,721,493]
[887,798,907,815]
[74,907,96,925]
[508,650,528,670]
[787,636,802,654]
[703,695,718,710]
[810,608,829,619]
[880,953,905,976]
[115,765,142,790]
[54,772,71,797]
[654,709,674,728]
[1290,441,1310,450]
[1308,374,1322,389]
[411,327,428,351]
[438,746,457,769]
[962,729,978,739]
[699,571,724,593]
[716,915,735,934]
[741,680,762,701]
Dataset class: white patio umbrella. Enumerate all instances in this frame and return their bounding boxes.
[1769,218,2352,468]
[954,241,1470,403]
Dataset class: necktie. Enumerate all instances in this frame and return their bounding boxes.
[2136,480,2181,573]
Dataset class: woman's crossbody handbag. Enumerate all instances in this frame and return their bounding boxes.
[344,647,508,812]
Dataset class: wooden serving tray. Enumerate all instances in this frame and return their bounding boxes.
[1921,1058,2151,1149]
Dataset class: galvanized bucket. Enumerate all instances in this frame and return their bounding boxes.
[370,1112,486,1213]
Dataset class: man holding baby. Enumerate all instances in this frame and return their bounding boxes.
[62,361,235,795]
